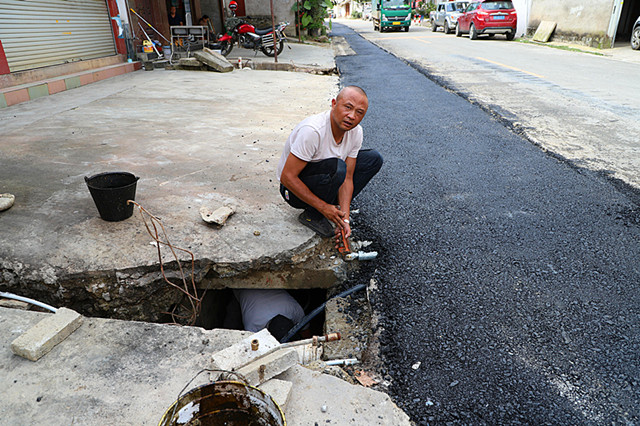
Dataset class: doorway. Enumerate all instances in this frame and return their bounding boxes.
[167,0,194,26]
[614,0,640,44]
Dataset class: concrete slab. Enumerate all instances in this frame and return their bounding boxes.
[0,306,251,425]
[226,41,336,73]
[278,365,412,425]
[259,378,293,410]
[1,307,410,424]
[533,21,557,43]
[0,65,340,321]
[11,307,83,361]
[194,50,234,73]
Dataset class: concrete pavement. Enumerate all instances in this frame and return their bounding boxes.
[0,306,410,424]
[0,39,411,424]
[0,42,342,322]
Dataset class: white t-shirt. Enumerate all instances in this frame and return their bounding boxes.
[277,110,363,181]
[233,289,305,332]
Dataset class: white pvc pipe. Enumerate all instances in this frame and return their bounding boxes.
[0,292,58,313]
[326,358,359,366]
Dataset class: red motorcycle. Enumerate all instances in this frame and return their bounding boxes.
[218,17,289,57]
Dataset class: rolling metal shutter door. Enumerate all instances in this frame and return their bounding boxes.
[0,0,116,72]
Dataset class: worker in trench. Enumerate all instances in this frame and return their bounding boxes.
[226,289,306,342]
[277,86,383,238]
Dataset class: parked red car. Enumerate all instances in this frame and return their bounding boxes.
[456,0,517,40]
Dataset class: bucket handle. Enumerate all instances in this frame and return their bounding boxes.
[168,368,249,421]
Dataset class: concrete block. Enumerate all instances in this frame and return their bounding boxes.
[259,378,292,410]
[211,328,280,371]
[11,307,83,361]
[237,348,298,386]
[178,57,204,67]
[194,50,233,73]
[533,21,556,43]
[0,94,7,108]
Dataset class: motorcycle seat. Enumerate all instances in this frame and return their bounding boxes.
[254,27,273,35]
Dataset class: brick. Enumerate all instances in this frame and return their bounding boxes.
[259,378,292,410]
[236,348,298,386]
[11,307,83,361]
[211,328,280,371]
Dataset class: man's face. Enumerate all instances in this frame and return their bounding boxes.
[330,88,368,134]
[170,6,176,14]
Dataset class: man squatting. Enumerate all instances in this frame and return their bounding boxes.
[277,86,383,238]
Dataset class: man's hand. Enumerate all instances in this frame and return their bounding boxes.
[332,215,351,240]
[319,204,347,229]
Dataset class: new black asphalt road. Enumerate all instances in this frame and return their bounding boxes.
[331,24,640,424]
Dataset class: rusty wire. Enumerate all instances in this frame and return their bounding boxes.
[128,200,202,326]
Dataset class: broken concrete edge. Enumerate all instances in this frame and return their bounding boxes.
[258,378,293,410]
[234,62,337,75]
[11,307,83,361]
[236,347,298,386]
[0,235,349,322]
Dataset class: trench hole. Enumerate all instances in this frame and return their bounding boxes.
[189,288,328,339]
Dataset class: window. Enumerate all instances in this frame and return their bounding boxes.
[482,1,514,10]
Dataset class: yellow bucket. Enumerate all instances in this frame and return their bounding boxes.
[143,40,153,53]
[158,380,286,426]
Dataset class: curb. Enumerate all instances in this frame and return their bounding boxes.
[0,62,142,109]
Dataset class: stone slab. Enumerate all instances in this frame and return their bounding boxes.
[259,378,292,410]
[211,328,280,371]
[11,307,83,361]
[533,21,557,43]
[194,50,233,73]
[237,348,298,386]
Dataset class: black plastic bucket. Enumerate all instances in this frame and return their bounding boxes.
[85,172,139,222]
